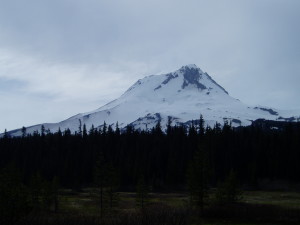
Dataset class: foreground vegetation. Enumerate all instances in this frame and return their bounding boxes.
[1,117,300,224]
[9,189,300,225]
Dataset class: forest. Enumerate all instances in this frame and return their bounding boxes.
[1,116,300,225]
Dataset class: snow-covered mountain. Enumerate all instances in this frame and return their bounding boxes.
[5,64,300,136]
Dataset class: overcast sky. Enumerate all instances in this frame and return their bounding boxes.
[0,0,299,131]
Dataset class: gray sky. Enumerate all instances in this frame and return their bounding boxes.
[0,0,299,131]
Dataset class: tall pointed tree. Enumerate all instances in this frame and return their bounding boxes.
[187,143,209,214]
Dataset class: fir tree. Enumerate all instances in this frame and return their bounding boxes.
[21,126,27,138]
[29,172,45,210]
[107,125,113,135]
[0,165,28,225]
[102,121,107,136]
[166,116,172,135]
[215,170,242,205]
[41,125,45,137]
[57,127,62,137]
[89,124,95,135]
[187,143,209,213]
[83,124,87,137]
[136,175,149,209]
[199,114,205,136]
[78,119,82,136]
[3,129,9,138]
[94,152,106,218]
[115,122,120,136]
[105,164,119,209]
[50,176,60,213]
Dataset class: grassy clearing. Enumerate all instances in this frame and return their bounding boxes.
[15,189,300,225]
[242,191,300,209]
[59,190,190,213]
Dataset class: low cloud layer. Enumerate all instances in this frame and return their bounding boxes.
[0,0,299,131]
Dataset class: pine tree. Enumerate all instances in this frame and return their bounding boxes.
[83,124,87,137]
[115,122,120,136]
[154,120,163,135]
[89,125,95,135]
[166,116,172,135]
[94,152,106,218]
[189,120,197,137]
[41,125,45,137]
[199,114,205,136]
[105,164,119,209]
[3,129,9,138]
[187,144,209,213]
[51,176,60,213]
[57,127,62,137]
[78,119,82,136]
[102,121,107,136]
[21,126,27,138]
[29,172,45,210]
[107,125,113,135]
[0,165,28,225]
[215,170,242,205]
[136,175,149,209]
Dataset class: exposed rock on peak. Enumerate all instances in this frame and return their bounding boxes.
[181,66,206,90]
[180,64,202,71]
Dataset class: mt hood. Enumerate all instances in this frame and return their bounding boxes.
[7,64,300,136]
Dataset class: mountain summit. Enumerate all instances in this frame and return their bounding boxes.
[6,64,300,136]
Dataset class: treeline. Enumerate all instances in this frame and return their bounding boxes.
[1,117,300,190]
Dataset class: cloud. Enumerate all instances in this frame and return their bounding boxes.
[0,49,154,130]
[0,0,299,131]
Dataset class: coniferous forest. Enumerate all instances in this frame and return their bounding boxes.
[1,117,300,225]
[1,118,300,189]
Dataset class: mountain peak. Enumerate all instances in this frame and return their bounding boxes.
[179,64,203,73]
[150,64,228,94]
[182,64,198,69]
[4,64,300,137]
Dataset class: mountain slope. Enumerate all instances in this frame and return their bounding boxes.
[6,64,300,136]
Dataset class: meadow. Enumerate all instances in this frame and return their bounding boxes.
[15,189,300,225]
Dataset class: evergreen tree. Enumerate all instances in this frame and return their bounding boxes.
[41,125,45,137]
[28,173,55,211]
[154,120,163,135]
[3,129,9,138]
[0,165,29,225]
[199,114,205,136]
[136,175,149,209]
[21,126,27,138]
[102,121,107,136]
[78,119,82,136]
[187,144,209,213]
[94,152,106,217]
[166,116,172,135]
[29,172,45,210]
[89,125,95,135]
[83,124,87,137]
[105,164,119,209]
[215,170,242,205]
[107,125,113,135]
[50,176,60,213]
[115,122,120,136]
[188,120,197,137]
[57,127,62,137]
